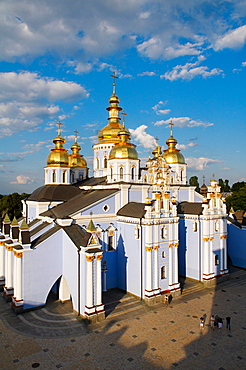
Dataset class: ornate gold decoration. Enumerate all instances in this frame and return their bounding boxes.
[6,245,13,251]
[164,193,170,199]
[86,255,95,262]
[145,246,152,252]
[209,237,214,241]
[220,235,227,239]
[46,122,69,167]
[96,254,103,261]
[169,243,173,248]
[0,241,5,246]
[14,251,23,258]
[162,122,185,164]
[203,238,209,242]
[154,245,159,250]
[174,243,179,248]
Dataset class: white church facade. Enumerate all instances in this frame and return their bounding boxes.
[0,82,228,321]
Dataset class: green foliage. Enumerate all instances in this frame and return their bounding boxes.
[231,181,246,192]
[218,178,230,192]
[189,176,200,192]
[226,184,246,212]
[0,192,29,223]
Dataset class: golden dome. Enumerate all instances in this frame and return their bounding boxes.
[97,91,124,143]
[109,126,138,160]
[162,122,185,164]
[69,140,87,168]
[47,127,69,166]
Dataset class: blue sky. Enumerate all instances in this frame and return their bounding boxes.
[0,0,246,194]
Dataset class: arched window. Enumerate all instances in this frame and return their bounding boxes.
[104,157,107,168]
[110,167,113,180]
[215,255,219,265]
[161,266,166,279]
[96,157,99,169]
[131,166,134,180]
[52,171,56,183]
[120,167,123,180]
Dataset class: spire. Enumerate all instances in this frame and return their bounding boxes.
[110,72,119,95]
[20,219,29,231]
[162,121,185,164]
[87,219,96,232]
[46,122,69,166]
[69,130,87,168]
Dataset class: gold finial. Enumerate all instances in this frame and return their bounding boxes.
[169,121,174,136]
[110,72,119,94]
[56,121,62,136]
[202,175,206,185]
[74,129,79,143]
[121,111,127,126]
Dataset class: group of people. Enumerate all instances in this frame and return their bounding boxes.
[209,315,231,330]
[199,315,231,330]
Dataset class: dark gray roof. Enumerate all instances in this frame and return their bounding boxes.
[41,188,119,219]
[28,184,82,202]
[13,244,23,250]
[75,176,107,187]
[28,219,40,228]
[30,222,50,237]
[86,248,102,254]
[117,202,146,219]
[63,224,91,248]
[31,224,91,250]
[227,216,242,229]
[31,225,61,249]
[177,202,204,215]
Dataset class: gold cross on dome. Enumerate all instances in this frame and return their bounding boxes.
[74,129,79,142]
[169,120,174,136]
[56,121,62,136]
[121,111,127,125]
[110,72,119,93]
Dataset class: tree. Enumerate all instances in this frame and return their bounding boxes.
[226,184,246,212]
[231,181,246,193]
[218,178,224,192]
[189,176,200,192]
[0,192,29,225]
[224,179,230,192]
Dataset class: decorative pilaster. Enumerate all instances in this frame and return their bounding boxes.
[153,245,160,295]
[84,255,96,316]
[12,250,23,311]
[0,241,5,291]
[145,246,153,297]
[4,244,14,301]
[95,254,104,314]
[168,243,173,287]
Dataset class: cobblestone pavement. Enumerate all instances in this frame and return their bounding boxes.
[0,268,246,369]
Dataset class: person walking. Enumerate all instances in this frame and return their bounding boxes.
[164,294,169,307]
[226,316,231,330]
[200,317,205,330]
[218,317,223,330]
[210,315,215,330]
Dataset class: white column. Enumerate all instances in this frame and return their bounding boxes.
[0,242,5,287]
[168,222,173,287]
[203,217,210,278]
[153,246,159,293]
[145,246,153,295]
[5,246,13,288]
[96,254,103,310]
[219,218,224,272]
[85,255,95,315]
[209,218,214,276]
[14,251,23,301]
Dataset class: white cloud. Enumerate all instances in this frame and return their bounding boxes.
[154,117,213,128]
[177,142,198,150]
[0,0,244,65]
[186,157,222,171]
[152,101,170,115]
[10,175,34,184]
[242,62,246,67]
[0,72,89,137]
[129,125,156,149]
[138,71,156,77]
[214,25,246,50]
[161,56,223,81]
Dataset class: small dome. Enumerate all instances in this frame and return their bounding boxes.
[69,141,87,167]
[162,122,186,164]
[109,145,138,160]
[162,151,185,164]
[46,126,69,166]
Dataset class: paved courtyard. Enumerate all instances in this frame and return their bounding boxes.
[0,268,246,369]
